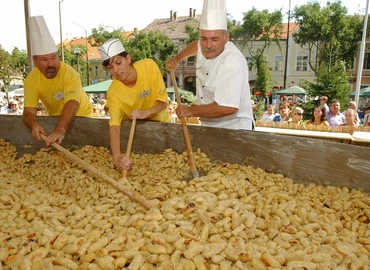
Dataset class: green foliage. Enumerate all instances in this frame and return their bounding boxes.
[10,48,28,79]
[128,30,177,73]
[303,61,351,109]
[235,8,283,98]
[184,24,199,44]
[292,1,362,71]
[89,24,128,47]
[254,52,273,97]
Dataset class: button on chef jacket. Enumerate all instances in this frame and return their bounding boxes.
[195,41,254,130]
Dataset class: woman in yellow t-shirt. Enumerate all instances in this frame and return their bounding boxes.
[98,39,170,170]
[305,105,329,127]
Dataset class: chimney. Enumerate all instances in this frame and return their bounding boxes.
[173,11,177,20]
[189,8,192,18]
[193,9,196,18]
[134,28,138,33]
[170,10,173,20]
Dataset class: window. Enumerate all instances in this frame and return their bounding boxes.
[94,65,99,77]
[245,57,253,71]
[296,55,308,71]
[364,52,370,70]
[274,56,283,71]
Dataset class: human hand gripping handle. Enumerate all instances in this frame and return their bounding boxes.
[123,118,137,178]
[169,70,199,179]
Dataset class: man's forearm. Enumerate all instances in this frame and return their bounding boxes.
[22,108,38,130]
[55,100,79,133]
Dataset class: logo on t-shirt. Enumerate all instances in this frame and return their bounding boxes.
[54,91,64,101]
[140,89,151,99]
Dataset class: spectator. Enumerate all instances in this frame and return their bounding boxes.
[8,100,22,115]
[327,99,345,126]
[305,105,329,127]
[362,106,370,127]
[260,105,276,122]
[92,103,102,117]
[165,0,254,130]
[168,102,178,123]
[287,106,304,125]
[343,101,360,125]
[22,16,92,147]
[341,109,358,127]
[273,102,291,122]
[319,96,329,113]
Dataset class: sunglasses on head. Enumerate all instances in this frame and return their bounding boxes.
[294,113,303,116]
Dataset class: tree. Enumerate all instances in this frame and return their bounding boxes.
[89,24,128,48]
[11,48,28,80]
[234,8,284,97]
[128,30,177,73]
[303,62,351,109]
[0,45,15,91]
[292,1,362,72]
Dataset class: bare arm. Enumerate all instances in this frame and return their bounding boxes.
[176,102,237,118]
[23,107,46,141]
[130,101,167,119]
[166,40,198,70]
[43,99,79,146]
[109,125,132,170]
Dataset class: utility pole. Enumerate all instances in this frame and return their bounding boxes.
[24,0,33,71]
[283,0,291,89]
[59,0,65,62]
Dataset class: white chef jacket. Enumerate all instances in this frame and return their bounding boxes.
[196,41,254,130]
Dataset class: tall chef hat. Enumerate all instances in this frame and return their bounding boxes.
[98,39,126,61]
[199,0,227,30]
[29,16,57,56]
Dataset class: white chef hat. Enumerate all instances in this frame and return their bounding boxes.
[199,0,227,30]
[98,39,126,61]
[29,16,57,56]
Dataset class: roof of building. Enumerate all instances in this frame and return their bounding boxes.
[144,11,200,40]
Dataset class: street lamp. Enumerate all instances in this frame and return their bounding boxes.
[74,47,81,74]
[59,0,65,62]
[74,22,89,85]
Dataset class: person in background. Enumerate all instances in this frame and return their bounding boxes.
[343,101,360,125]
[98,38,170,170]
[305,105,329,127]
[8,100,22,115]
[260,105,276,122]
[320,96,329,113]
[362,106,370,127]
[166,0,254,130]
[23,16,92,147]
[168,102,179,123]
[327,99,345,126]
[341,109,358,127]
[286,106,304,125]
[92,103,102,117]
[273,102,291,122]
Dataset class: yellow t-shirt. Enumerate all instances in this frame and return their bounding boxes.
[24,62,92,117]
[107,59,170,126]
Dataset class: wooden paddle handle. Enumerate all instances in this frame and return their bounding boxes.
[40,134,156,209]
[170,70,199,178]
[123,118,136,177]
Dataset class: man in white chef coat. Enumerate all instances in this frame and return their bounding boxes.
[166,0,254,130]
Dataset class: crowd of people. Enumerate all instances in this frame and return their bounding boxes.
[257,95,370,132]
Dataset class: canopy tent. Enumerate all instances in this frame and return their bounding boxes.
[274,85,306,95]
[350,86,370,97]
[83,80,112,94]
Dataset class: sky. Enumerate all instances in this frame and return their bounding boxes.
[0,0,367,53]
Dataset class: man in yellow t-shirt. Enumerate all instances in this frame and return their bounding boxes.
[23,16,92,147]
[98,38,170,170]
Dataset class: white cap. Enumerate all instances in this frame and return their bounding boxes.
[29,16,57,56]
[98,39,126,61]
[199,0,227,30]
